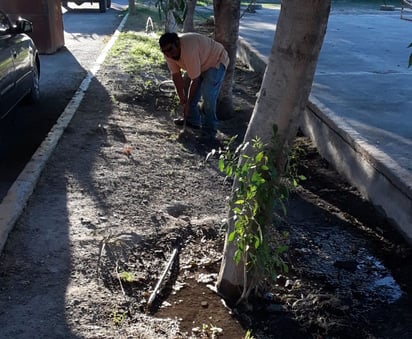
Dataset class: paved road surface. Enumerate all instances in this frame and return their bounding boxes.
[0,1,128,202]
[238,5,412,244]
[0,1,128,251]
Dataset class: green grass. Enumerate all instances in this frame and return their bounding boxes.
[109,33,164,73]
[107,4,164,74]
[197,0,213,6]
[125,3,162,32]
[260,3,281,9]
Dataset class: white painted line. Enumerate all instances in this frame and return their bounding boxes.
[0,13,129,253]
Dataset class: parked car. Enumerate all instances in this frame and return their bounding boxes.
[62,0,112,13]
[0,10,40,119]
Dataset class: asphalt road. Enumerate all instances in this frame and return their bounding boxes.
[0,0,128,202]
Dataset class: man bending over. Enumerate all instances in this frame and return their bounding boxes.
[159,32,229,139]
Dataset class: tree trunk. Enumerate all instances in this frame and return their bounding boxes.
[128,0,135,15]
[213,0,240,121]
[217,0,331,304]
[165,10,178,33]
[183,0,197,32]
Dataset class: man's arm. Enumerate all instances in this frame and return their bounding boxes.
[172,73,200,119]
[172,72,186,106]
[182,77,200,119]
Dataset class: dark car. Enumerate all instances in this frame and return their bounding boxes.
[0,10,40,120]
[62,0,112,13]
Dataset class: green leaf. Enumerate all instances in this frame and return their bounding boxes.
[228,231,236,242]
[276,245,288,254]
[233,207,242,214]
[218,158,225,172]
[251,174,265,186]
[254,236,260,249]
[241,163,249,174]
[255,151,264,163]
[226,166,233,177]
[234,249,242,264]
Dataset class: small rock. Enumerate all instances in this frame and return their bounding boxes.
[197,273,217,284]
[285,279,294,289]
[201,301,209,308]
[192,327,201,334]
[263,292,274,301]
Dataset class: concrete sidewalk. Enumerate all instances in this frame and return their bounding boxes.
[238,6,412,244]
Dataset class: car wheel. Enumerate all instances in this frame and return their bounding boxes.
[99,0,107,12]
[25,63,40,104]
[107,0,111,8]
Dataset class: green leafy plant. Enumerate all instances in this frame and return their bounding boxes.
[112,309,126,326]
[119,271,135,282]
[209,126,304,301]
[198,323,223,337]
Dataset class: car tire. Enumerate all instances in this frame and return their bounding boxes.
[25,63,40,104]
[99,0,107,12]
[107,0,111,8]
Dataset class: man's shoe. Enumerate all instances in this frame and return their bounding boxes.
[173,118,201,130]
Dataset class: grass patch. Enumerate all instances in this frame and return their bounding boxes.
[125,4,162,32]
[107,3,164,74]
[260,3,281,9]
[108,33,164,73]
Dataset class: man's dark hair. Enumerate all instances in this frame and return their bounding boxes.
[159,32,179,48]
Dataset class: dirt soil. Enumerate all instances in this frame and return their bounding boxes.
[1,26,412,339]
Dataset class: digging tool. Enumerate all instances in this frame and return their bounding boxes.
[147,247,179,309]
[178,104,187,138]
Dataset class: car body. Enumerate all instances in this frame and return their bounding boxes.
[62,0,112,13]
[0,10,40,120]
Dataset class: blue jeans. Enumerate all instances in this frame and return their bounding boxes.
[186,64,226,135]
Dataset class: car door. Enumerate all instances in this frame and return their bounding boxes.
[11,29,33,104]
[0,12,16,118]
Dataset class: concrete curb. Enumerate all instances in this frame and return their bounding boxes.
[237,36,412,245]
[0,13,129,254]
